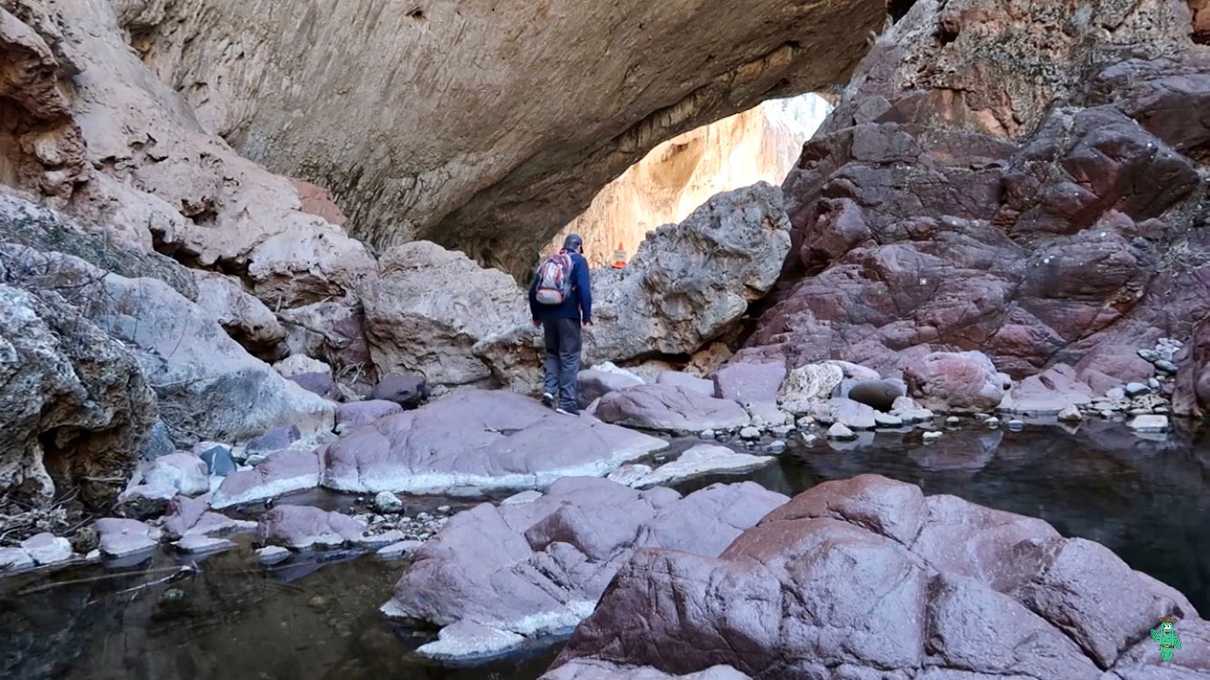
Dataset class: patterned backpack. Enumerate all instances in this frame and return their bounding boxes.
[534,250,574,305]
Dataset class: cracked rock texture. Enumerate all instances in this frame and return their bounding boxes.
[549,475,1208,679]
[739,0,1210,388]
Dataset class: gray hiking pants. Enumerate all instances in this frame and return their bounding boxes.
[542,318,582,410]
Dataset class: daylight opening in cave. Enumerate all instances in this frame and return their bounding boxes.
[550,93,833,269]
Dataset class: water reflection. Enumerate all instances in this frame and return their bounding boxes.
[2,421,1207,680]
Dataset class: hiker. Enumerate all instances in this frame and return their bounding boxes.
[529,233,592,414]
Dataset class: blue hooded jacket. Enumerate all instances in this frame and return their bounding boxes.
[529,251,592,324]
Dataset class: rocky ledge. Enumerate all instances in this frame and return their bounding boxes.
[547,475,1209,679]
[320,389,667,495]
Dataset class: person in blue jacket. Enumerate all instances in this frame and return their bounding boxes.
[529,233,593,414]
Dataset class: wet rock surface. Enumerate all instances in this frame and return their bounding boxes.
[551,475,1208,679]
[384,477,788,659]
[211,451,321,509]
[321,389,666,494]
[607,445,775,489]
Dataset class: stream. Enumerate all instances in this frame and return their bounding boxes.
[2,421,1207,680]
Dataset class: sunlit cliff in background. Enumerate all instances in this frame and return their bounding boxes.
[551,93,832,268]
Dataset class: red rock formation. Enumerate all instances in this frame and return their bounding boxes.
[742,0,1210,388]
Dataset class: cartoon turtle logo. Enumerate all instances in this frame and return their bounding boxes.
[1150,618,1182,662]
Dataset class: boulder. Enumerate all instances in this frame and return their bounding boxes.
[245,425,301,453]
[256,546,291,566]
[120,452,209,504]
[0,547,34,572]
[998,364,1094,415]
[814,398,877,430]
[478,184,793,382]
[615,445,775,489]
[369,373,429,409]
[161,494,255,541]
[138,421,176,462]
[904,352,1007,414]
[211,451,320,509]
[194,442,236,477]
[19,533,73,566]
[193,270,286,355]
[174,535,236,554]
[578,364,645,408]
[335,400,404,431]
[362,242,529,388]
[845,379,904,412]
[712,361,787,405]
[655,372,714,398]
[0,282,155,507]
[96,518,161,558]
[273,355,332,380]
[256,505,368,550]
[1128,415,1170,433]
[374,491,403,514]
[0,247,334,447]
[778,362,845,410]
[286,372,338,400]
[744,401,787,428]
[826,423,856,440]
[594,384,751,434]
[320,390,666,494]
[279,299,375,387]
[384,478,788,660]
[551,475,1204,679]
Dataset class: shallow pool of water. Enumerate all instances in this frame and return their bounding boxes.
[2,421,1207,680]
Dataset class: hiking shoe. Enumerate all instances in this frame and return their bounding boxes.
[555,407,580,416]
[541,392,555,408]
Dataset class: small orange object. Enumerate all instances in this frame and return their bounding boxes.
[611,242,627,269]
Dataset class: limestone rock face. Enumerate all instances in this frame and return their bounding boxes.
[743,0,1210,384]
[1,0,373,311]
[550,475,1207,679]
[132,0,885,275]
[193,270,286,357]
[552,96,830,269]
[384,478,788,660]
[0,242,333,447]
[588,184,791,363]
[0,283,154,507]
[362,241,529,388]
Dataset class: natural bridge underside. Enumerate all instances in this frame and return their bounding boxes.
[137,0,887,274]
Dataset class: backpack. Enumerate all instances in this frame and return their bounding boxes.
[534,250,575,305]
